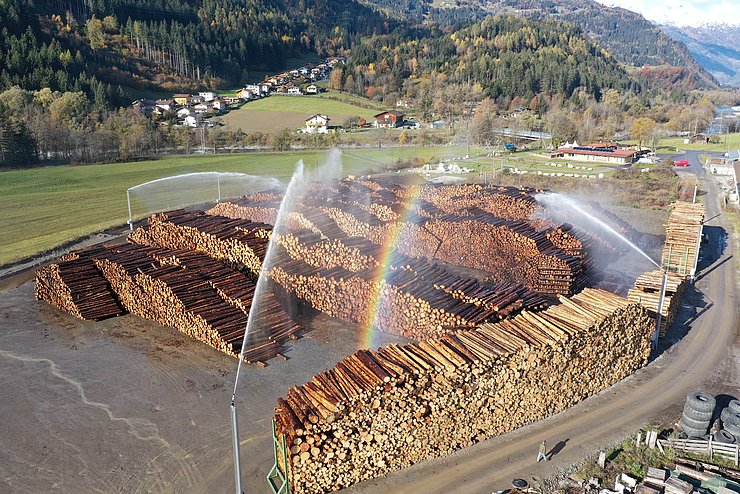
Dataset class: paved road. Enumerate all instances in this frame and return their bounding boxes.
[347,152,738,494]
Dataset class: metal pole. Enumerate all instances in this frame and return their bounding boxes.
[691,222,703,281]
[217,175,222,203]
[692,185,697,204]
[127,189,134,231]
[231,399,243,494]
[653,270,669,348]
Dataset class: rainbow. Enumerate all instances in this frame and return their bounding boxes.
[359,186,424,349]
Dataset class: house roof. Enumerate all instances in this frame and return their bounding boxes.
[173,93,190,98]
[556,147,637,158]
[374,110,404,118]
[306,114,329,122]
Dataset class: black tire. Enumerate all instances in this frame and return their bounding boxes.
[714,429,736,444]
[680,422,708,438]
[681,413,711,431]
[683,407,713,422]
[726,420,740,438]
[721,408,740,426]
[686,391,716,413]
[729,399,740,414]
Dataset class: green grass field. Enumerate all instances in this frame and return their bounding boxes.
[623,132,740,153]
[221,94,384,133]
[0,146,464,266]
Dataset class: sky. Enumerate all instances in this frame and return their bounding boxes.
[593,0,740,27]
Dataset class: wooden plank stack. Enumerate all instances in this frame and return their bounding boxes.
[627,269,686,336]
[661,201,705,276]
[273,289,654,494]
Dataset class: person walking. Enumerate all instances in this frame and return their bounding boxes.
[537,440,548,462]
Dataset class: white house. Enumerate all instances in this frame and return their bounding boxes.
[236,88,254,100]
[211,98,226,112]
[287,86,303,95]
[305,84,318,94]
[198,91,217,101]
[183,115,198,127]
[304,114,330,134]
[155,99,175,112]
[193,102,212,114]
[177,108,192,118]
[243,84,265,97]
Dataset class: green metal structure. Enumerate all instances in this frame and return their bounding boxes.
[267,419,291,494]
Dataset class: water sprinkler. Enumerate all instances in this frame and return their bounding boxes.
[231,395,243,494]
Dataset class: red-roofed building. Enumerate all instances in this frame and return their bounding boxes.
[552,146,638,165]
[374,110,405,128]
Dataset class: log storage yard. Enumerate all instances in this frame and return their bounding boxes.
[1,170,730,494]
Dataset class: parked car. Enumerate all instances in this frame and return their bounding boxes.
[674,159,689,167]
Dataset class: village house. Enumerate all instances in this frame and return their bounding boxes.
[130,99,156,117]
[287,85,303,95]
[223,96,244,105]
[374,110,405,128]
[198,91,217,102]
[183,115,199,128]
[236,88,254,100]
[305,84,319,94]
[304,114,330,134]
[177,107,192,118]
[243,84,266,97]
[173,93,191,106]
[193,102,213,114]
[155,99,175,112]
[211,98,226,112]
[552,143,638,165]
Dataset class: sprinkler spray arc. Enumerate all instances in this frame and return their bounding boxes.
[535,192,668,349]
[228,150,343,494]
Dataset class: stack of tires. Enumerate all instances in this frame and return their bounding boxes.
[680,391,715,438]
[716,399,740,444]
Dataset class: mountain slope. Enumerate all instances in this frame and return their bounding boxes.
[338,15,634,102]
[362,0,718,88]
[0,0,403,99]
[661,24,740,87]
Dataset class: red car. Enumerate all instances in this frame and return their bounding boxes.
[674,159,689,167]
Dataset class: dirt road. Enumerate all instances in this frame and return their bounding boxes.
[344,157,738,494]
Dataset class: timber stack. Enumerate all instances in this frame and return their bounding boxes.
[661,201,705,276]
[273,289,654,494]
[35,242,302,364]
[210,179,595,295]
[34,246,125,321]
[627,270,686,336]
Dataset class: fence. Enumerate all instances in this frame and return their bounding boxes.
[660,438,740,467]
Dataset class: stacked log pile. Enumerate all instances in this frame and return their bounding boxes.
[34,246,125,320]
[204,180,595,295]
[267,242,549,340]
[627,270,686,336]
[132,209,272,276]
[36,242,302,364]
[273,289,654,494]
[661,202,705,276]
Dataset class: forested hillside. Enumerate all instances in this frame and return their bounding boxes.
[333,15,634,108]
[0,0,401,99]
[362,0,717,88]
